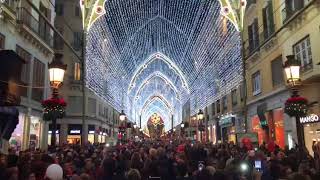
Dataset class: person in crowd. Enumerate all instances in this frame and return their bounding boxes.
[1,138,320,180]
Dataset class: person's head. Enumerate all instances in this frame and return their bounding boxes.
[149,148,157,159]
[176,162,187,177]
[44,164,63,180]
[79,173,90,180]
[102,157,116,176]
[127,169,141,180]
[195,168,213,180]
[288,172,310,180]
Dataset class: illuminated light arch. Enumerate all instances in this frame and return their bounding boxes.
[133,71,181,101]
[140,95,173,115]
[80,0,107,32]
[144,108,169,120]
[128,52,190,93]
[218,0,247,32]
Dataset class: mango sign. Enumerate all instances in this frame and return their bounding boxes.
[300,114,319,124]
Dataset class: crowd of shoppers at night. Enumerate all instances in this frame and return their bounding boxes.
[1,138,320,180]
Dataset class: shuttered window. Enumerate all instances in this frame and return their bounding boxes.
[16,45,31,97]
[32,58,45,101]
[271,56,284,87]
[248,19,259,53]
[262,1,275,40]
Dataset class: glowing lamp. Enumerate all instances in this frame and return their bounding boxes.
[284,55,301,86]
[119,110,126,121]
[48,53,67,88]
[197,109,204,121]
[181,123,185,128]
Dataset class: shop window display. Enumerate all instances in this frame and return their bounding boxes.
[9,114,25,151]
[29,116,41,150]
[251,108,285,148]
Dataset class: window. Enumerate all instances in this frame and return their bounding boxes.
[211,103,215,116]
[68,96,83,113]
[99,104,103,116]
[293,36,312,72]
[283,0,305,22]
[32,58,45,102]
[75,6,80,17]
[248,19,259,54]
[231,89,238,106]
[0,33,5,49]
[216,100,220,113]
[88,98,96,116]
[271,56,284,87]
[262,1,275,40]
[252,71,261,96]
[240,83,245,102]
[222,96,227,112]
[247,0,256,8]
[16,45,31,97]
[74,62,81,80]
[55,4,64,16]
[73,32,82,51]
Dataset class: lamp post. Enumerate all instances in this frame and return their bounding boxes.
[48,53,67,147]
[180,123,185,138]
[119,110,126,143]
[283,55,305,147]
[197,109,205,142]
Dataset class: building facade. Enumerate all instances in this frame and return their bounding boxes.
[243,0,320,152]
[54,0,120,146]
[0,0,56,152]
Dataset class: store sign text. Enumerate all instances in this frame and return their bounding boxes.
[300,114,319,124]
[70,130,81,134]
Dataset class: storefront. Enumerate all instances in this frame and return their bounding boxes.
[29,116,41,150]
[207,124,217,144]
[9,113,25,151]
[251,107,285,148]
[219,115,236,143]
[67,124,82,144]
[88,125,95,144]
[301,114,320,156]
[48,124,60,146]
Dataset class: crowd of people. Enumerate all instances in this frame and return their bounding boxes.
[1,138,320,180]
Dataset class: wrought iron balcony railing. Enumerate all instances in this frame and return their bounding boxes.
[17,7,54,48]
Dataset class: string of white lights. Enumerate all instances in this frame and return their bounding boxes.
[85,0,242,128]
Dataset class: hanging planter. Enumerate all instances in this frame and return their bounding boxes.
[41,97,67,121]
[284,96,308,117]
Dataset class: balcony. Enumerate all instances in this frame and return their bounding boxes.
[16,7,54,55]
[1,0,19,19]
[281,1,306,24]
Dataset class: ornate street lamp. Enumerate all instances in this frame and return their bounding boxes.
[283,55,306,147]
[284,55,301,86]
[119,110,126,121]
[197,109,205,142]
[197,109,204,121]
[181,123,185,128]
[49,54,67,90]
[48,53,67,147]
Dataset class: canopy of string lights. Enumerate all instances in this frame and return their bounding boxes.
[85,0,242,130]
